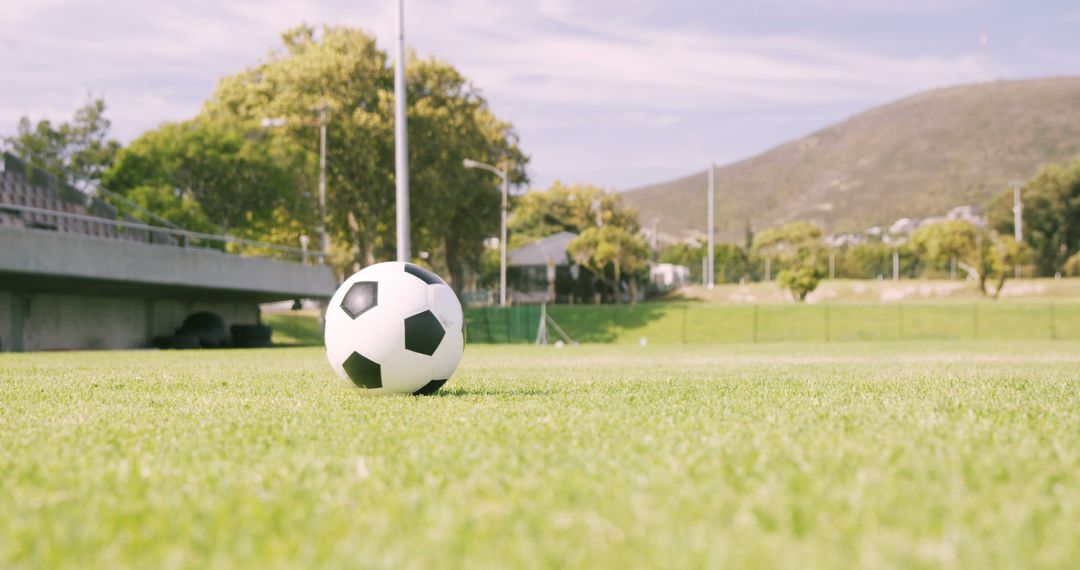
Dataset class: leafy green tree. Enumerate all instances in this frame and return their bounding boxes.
[988,158,1080,276]
[568,226,650,304]
[10,98,121,192]
[401,56,527,291]
[778,267,820,301]
[661,242,750,284]
[714,243,750,283]
[103,120,296,239]
[908,220,977,277]
[839,241,892,279]
[511,182,639,243]
[1065,252,1080,277]
[752,221,826,301]
[910,220,1030,297]
[659,242,705,282]
[986,235,1031,298]
[196,25,525,286]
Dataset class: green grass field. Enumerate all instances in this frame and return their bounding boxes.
[3,342,1080,568]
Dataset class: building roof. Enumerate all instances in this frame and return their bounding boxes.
[508,231,577,267]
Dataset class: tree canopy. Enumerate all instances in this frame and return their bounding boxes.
[103,25,527,288]
[988,158,1080,276]
[10,98,121,192]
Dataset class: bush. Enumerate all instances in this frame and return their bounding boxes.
[1065,252,1080,277]
[778,267,821,301]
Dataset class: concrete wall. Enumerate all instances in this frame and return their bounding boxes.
[0,226,336,301]
[22,293,148,351]
[0,290,11,352]
[0,290,261,352]
[147,299,259,339]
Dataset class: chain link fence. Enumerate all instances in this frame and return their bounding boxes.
[464,301,1080,344]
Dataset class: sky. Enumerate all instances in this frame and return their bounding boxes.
[2,0,1079,191]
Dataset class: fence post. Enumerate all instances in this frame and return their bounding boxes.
[752,305,759,343]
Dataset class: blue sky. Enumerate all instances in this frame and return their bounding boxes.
[2,0,1078,191]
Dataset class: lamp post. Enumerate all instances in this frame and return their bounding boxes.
[261,105,329,264]
[463,158,509,307]
[707,162,715,289]
[1012,180,1024,278]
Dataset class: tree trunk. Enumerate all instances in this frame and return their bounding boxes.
[443,236,465,299]
[614,259,622,305]
[629,279,638,305]
[992,274,1007,299]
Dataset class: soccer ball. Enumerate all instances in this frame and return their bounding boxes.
[325,262,464,395]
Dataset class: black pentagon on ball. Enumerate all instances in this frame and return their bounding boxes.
[404,263,446,286]
[413,379,447,395]
[340,281,378,319]
[404,310,445,356]
[342,351,382,389]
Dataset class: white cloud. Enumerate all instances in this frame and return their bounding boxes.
[0,0,1006,188]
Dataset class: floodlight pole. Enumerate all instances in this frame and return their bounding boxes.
[1012,181,1023,243]
[1012,180,1024,278]
[707,163,715,289]
[394,0,411,262]
[464,158,510,307]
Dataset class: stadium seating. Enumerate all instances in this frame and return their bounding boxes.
[0,153,154,243]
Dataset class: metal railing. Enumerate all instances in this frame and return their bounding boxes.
[0,202,326,264]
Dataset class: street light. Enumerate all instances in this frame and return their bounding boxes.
[463,158,509,307]
[261,104,330,264]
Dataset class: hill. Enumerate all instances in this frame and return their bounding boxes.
[623,77,1080,240]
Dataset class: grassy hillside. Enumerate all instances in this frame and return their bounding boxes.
[624,77,1080,239]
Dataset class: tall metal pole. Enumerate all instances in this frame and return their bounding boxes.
[317,105,329,263]
[707,163,715,289]
[1013,183,1023,243]
[500,163,509,307]
[394,0,410,261]
[1013,181,1024,278]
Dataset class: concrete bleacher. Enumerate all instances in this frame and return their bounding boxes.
[0,151,336,352]
[0,153,153,242]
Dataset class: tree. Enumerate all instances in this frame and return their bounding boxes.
[511,182,640,243]
[10,98,121,192]
[102,120,296,240]
[752,221,826,301]
[910,220,1030,297]
[778,267,820,301]
[909,220,978,278]
[986,235,1031,299]
[988,158,1080,276]
[568,226,650,304]
[839,241,892,279]
[195,25,526,285]
[659,242,705,283]
[660,242,750,284]
[401,56,527,293]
